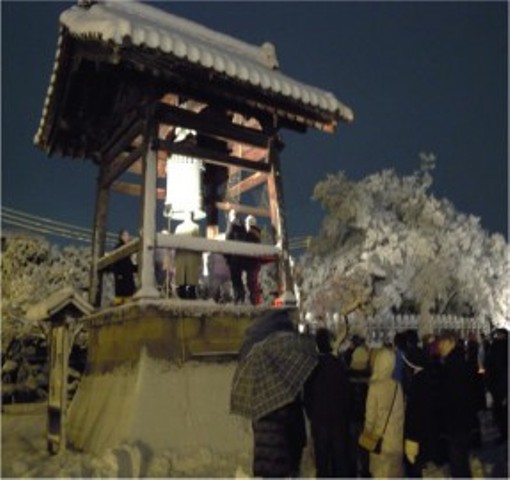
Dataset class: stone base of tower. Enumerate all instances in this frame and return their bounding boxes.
[66,299,277,476]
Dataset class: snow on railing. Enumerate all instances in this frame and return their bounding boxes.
[299,311,490,346]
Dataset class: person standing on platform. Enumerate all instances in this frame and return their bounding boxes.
[174,212,202,300]
[225,209,247,304]
[244,215,262,305]
[110,229,137,305]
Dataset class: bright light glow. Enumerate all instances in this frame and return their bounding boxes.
[165,154,206,221]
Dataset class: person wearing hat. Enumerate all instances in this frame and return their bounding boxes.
[244,215,262,305]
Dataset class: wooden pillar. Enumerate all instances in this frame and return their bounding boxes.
[134,113,160,299]
[47,317,70,454]
[267,136,296,304]
[89,167,110,306]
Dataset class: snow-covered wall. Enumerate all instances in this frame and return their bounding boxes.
[67,352,253,476]
[65,300,275,475]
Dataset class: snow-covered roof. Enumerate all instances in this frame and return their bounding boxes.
[62,1,352,118]
[34,0,352,148]
[26,286,94,322]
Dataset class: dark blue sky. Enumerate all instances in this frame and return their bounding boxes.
[2,1,508,244]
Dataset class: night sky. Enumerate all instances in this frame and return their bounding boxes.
[2,1,508,246]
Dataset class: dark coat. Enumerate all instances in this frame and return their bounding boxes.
[404,368,436,462]
[438,346,477,435]
[305,353,352,477]
[111,249,137,297]
[347,368,370,424]
[225,219,246,266]
[485,337,508,400]
[252,398,307,478]
[304,353,351,431]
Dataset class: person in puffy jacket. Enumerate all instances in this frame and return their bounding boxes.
[364,347,404,478]
[252,397,307,478]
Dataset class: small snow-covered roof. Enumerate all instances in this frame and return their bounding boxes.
[34,0,353,152]
[26,286,94,322]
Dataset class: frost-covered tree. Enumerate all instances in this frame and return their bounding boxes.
[298,153,509,332]
[2,234,91,350]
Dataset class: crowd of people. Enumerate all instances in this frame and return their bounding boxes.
[252,326,508,478]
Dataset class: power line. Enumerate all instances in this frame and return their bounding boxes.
[1,207,117,245]
[2,217,93,244]
[2,206,118,241]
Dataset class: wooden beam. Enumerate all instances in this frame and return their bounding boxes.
[241,146,268,162]
[89,172,110,306]
[111,181,166,200]
[101,143,146,188]
[227,172,268,197]
[101,118,144,165]
[154,140,271,173]
[97,238,140,271]
[110,182,269,218]
[156,233,280,258]
[128,159,166,177]
[216,201,270,218]
[155,103,270,149]
[266,137,294,299]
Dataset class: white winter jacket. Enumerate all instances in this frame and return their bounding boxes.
[364,347,404,478]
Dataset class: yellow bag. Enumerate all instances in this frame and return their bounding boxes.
[358,431,382,453]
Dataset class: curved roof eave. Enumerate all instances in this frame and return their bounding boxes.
[34,1,354,152]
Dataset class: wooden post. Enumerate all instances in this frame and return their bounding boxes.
[47,317,70,454]
[89,166,110,306]
[134,111,160,299]
[266,136,296,304]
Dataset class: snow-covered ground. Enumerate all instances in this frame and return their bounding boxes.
[1,403,507,478]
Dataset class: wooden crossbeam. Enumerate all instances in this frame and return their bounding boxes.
[110,182,269,218]
[153,140,271,173]
[101,143,146,188]
[216,201,270,218]
[156,233,280,258]
[101,119,144,165]
[97,238,140,271]
[227,172,268,197]
[111,181,166,200]
[155,103,270,149]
